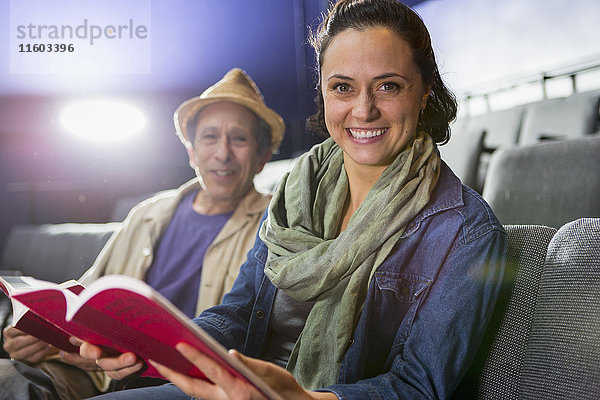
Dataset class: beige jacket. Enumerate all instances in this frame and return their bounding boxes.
[81,178,271,315]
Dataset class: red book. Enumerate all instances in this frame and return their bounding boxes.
[0,276,84,353]
[0,274,283,400]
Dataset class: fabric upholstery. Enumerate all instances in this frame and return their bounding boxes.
[520,218,600,399]
[0,223,119,283]
[519,89,600,146]
[452,224,557,400]
[482,136,600,228]
[439,126,485,189]
[469,106,526,149]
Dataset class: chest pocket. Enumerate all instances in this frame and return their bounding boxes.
[373,272,432,343]
[375,273,431,302]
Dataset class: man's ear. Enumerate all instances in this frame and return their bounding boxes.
[255,148,273,175]
[186,145,197,169]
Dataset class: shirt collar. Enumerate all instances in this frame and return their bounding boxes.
[402,161,464,237]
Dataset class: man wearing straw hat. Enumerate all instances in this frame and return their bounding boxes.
[0,68,285,400]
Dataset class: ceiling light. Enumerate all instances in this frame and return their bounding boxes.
[60,99,145,142]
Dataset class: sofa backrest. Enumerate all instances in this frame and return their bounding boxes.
[452,224,557,399]
[482,135,600,228]
[0,223,119,283]
[519,89,600,146]
[439,127,486,190]
[470,105,526,149]
[519,218,600,399]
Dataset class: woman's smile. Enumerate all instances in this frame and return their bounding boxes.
[346,127,388,141]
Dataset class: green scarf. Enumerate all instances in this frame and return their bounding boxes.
[259,132,440,390]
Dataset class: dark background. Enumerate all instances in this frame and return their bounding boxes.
[0,0,427,251]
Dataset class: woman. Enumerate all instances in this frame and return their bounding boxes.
[84,0,507,398]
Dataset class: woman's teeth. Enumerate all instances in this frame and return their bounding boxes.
[349,129,386,139]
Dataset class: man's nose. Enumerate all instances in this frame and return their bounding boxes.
[214,136,233,162]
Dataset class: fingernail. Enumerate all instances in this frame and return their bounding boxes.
[69,337,82,346]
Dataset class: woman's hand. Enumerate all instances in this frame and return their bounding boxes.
[78,340,144,380]
[150,343,336,400]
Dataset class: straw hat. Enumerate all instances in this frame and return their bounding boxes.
[174,68,285,151]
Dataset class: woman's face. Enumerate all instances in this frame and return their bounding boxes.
[321,27,430,170]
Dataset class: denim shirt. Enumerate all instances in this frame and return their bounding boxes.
[193,163,507,400]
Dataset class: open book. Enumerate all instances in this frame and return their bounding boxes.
[0,276,85,353]
[0,274,283,400]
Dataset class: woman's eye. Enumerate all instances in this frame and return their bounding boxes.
[333,83,351,93]
[379,82,400,92]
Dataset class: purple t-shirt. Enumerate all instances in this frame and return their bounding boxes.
[145,190,232,318]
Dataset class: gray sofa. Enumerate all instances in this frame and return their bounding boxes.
[2,217,600,398]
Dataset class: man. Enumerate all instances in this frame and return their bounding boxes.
[0,68,285,400]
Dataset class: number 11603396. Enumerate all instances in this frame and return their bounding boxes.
[18,43,75,53]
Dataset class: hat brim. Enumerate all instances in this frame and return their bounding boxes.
[174,94,285,151]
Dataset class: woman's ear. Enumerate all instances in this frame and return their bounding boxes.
[421,86,432,110]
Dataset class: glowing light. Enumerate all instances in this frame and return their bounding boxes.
[60,99,145,142]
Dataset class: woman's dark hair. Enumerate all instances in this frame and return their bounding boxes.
[306,0,457,144]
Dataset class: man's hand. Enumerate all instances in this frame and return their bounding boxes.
[57,337,103,371]
[2,326,55,364]
[79,341,144,380]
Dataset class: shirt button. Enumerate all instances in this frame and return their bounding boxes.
[255,310,265,319]
[142,247,151,257]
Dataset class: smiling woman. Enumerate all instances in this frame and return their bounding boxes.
[80,2,507,399]
[60,99,146,143]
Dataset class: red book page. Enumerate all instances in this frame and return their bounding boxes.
[72,289,243,381]
[13,310,79,353]
[14,276,283,400]
[13,289,125,362]
[13,287,233,380]
[0,276,83,353]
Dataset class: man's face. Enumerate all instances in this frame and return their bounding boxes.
[188,102,271,205]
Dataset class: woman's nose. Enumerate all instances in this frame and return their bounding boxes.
[351,92,379,121]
